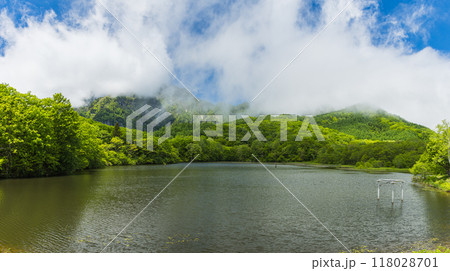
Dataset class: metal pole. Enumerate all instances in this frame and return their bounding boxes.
[401,184,404,202]
[377,183,380,200]
[392,184,394,205]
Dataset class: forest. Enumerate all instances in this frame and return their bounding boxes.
[0,84,449,191]
[411,121,450,191]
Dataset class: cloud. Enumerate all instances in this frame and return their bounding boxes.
[173,0,450,128]
[0,0,450,128]
[372,1,434,48]
[0,0,175,106]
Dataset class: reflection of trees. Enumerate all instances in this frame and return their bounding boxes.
[0,172,100,252]
[421,190,450,244]
[375,203,404,219]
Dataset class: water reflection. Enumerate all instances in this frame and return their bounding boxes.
[375,202,403,218]
[0,163,448,252]
[0,173,100,252]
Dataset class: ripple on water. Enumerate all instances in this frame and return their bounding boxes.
[0,164,448,252]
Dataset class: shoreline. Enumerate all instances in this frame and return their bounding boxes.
[171,160,412,173]
[190,161,450,193]
[0,245,24,253]
[2,243,447,253]
[0,160,413,180]
[5,160,449,193]
[279,161,411,173]
[411,180,450,194]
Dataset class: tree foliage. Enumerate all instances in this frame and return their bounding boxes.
[315,109,432,141]
[411,121,450,191]
[0,85,84,177]
[0,84,432,179]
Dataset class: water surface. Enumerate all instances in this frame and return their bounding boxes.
[0,163,448,252]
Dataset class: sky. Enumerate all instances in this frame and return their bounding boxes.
[0,0,450,128]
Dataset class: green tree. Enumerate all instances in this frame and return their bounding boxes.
[412,121,450,177]
[112,122,122,138]
[186,143,202,159]
[411,121,450,191]
[235,145,251,161]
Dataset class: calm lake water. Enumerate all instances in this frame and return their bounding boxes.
[0,163,448,252]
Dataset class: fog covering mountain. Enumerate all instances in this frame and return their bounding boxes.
[76,87,251,126]
[1,83,434,180]
[315,105,431,141]
[76,91,431,142]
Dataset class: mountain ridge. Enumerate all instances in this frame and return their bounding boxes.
[76,95,432,142]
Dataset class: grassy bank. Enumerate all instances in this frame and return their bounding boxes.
[290,161,450,192]
[412,173,450,192]
[0,245,24,253]
[348,239,450,253]
[282,161,411,173]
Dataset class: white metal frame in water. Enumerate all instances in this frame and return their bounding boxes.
[376,179,405,204]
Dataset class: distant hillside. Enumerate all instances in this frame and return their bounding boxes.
[315,106,432,141]
[0,83,434,179]
[76,96,432,142]
[76,90,249,126]
[76,96,162,126]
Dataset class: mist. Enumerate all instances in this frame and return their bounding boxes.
[1,0,449,128]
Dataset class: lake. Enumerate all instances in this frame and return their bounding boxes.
[0,163,448,252]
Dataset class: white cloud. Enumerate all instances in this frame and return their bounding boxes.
[174,0,450,128]
[0,0,176,106]
[0,0,450,128]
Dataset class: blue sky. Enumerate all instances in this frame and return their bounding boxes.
[1,0,449,53]
[0,0,69,24]
[1,0,449,101]
[377,0,450,53]
[1,0,450,127]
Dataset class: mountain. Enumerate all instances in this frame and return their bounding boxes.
[315,105,432,141]
[77,96,432,142]
[0,84,434,179]
[76,90,250,126]
[76,95,162,127]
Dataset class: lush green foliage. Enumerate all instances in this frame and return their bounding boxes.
[316,109,431,141]
[76,94,249,125]
[348,240,450,253]
[408,238,450,253]
[0,84,89,177]
[76,96,162,126]
[0,85,431,178]
[153,117,426,169]
[412,245,450,253]
[411,121,450,191]
[0,85,179,178]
